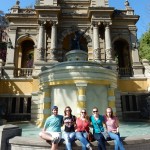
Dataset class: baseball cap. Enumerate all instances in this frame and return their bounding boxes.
[52,106,58,110]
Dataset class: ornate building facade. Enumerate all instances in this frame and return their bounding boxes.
[0,0,150,126]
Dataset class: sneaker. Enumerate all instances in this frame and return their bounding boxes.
[87,145,92,150]
[52,137,60,144]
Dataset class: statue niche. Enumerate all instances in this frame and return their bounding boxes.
[71,28,89,51]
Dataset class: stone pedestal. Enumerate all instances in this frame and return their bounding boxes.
[0,124,22,150]
[0,59,3,78]
[3,65,15,78]
[132,62,144,77]
[66,50,88,61]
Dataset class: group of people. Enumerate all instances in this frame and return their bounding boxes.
[39,106,125,150]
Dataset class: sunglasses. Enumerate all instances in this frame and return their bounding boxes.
[81,112,86,114]
[65,109,71,111]
[93,110,98,113]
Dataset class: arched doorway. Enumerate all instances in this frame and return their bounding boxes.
[62,32,88,61]
[113,39,132,76]
[21,40,34,68]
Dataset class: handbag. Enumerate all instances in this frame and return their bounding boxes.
[86,131,95,142]
[101,131,110,140]
[94,116,110,140]
[82,119,94,142]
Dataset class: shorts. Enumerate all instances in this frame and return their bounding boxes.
[46,132,62,143]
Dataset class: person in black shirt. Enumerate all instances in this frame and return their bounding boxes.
[63,106,76,150]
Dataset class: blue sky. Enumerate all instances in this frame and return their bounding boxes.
[0,0,149,39]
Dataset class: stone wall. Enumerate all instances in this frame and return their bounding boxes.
[9,135,150,150]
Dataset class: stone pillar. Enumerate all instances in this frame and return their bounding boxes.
[4,28,17,78]
[37,91,44,127]
[15,98,20,113]
[76,82,87,114]
[105,23,113,62]
[0,59,3,78]
[129,26,144,77]
[115,90,123,120]
[50,21,58,61]
[93,23,101,62]
[40,87,51,127]
[37,21,45,61]
[31,92,39,124]
[37,86,51,128]
[0,124,22,150]
[107,88,116,115]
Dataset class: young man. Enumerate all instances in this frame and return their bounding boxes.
[39,106,63,150]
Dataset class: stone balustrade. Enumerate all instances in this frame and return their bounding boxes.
[14,68,33,77]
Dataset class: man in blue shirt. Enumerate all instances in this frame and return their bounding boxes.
[39,106,63,150]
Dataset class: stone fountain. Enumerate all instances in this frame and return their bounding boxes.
[38,48,117,126]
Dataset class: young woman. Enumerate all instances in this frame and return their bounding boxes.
[63,106,76,150]
[104,107,125,150]
[75,109,92,150]
[90,107,106,150]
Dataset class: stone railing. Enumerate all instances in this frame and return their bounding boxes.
[14,68,33,78]
[18,9,36,14]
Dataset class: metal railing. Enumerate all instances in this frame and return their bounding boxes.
[118,67,132,77]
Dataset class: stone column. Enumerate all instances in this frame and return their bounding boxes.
[129,26,144,77]
[76,82,87,114]
[4,28,17,78]
[40,87,51,127]
[105,23,113,62]
[37,86,51,128]
[0,59,3,78]
[93,23,101,62]
[50,21,58,61]
[37,91,44,127]
[107,88,116,115]
[31,92,39,124]
[15,98,20,113]
[37,21,45,61]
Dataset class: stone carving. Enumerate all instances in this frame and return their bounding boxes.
[142,59,150,77]
[37,48,45,60]
[106,48,112,60]
[93,48,100,61]
[50,49,57,60]
[71,27,89,50]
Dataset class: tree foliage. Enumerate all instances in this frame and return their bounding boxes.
[35,0,40,5]
[139,26,150,61]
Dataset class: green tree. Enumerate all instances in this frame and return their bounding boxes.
[139,26,150,61]
[35,0,40,5]
[0,10,4,15]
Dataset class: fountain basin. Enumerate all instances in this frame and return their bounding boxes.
[39,60,117,116]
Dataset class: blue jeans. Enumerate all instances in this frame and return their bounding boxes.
[108,132,125,150]
[94,133,106,150]
[75,132,90,150]
[63,132,76,150]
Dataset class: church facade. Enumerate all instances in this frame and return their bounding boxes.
[0,0,150,126]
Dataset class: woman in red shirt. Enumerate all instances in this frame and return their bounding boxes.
[75,109,92,150]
